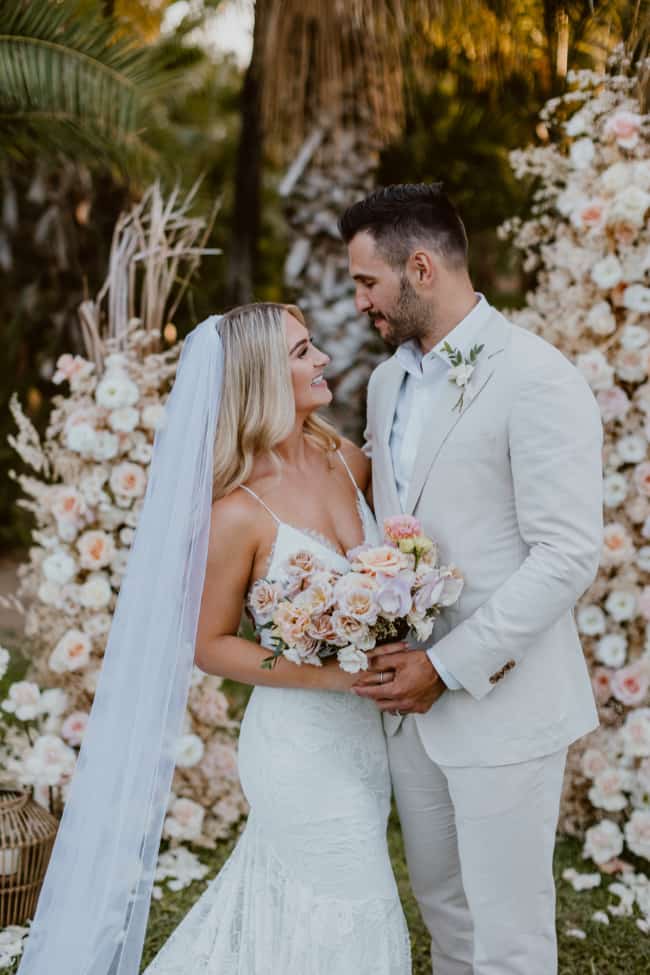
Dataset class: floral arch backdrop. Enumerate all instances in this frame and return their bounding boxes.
[502,57,650,921]
[0,187,247,892]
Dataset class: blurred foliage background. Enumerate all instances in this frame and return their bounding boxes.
[0,0,647,553]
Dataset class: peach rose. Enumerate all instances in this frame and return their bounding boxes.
[610,663,649,707]
[350,545,407,577]
[592,666,613,703]
[334,575,379,624]
[248,579,283,625]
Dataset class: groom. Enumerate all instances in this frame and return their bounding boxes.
[340,183,604,975]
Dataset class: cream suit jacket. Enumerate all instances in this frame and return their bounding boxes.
[366,308,603,766]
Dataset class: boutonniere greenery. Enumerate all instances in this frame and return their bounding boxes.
[441,341,485,412]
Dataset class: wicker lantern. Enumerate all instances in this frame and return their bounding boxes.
[0,789,59,926]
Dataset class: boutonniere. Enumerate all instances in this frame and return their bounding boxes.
[441,341,485,412]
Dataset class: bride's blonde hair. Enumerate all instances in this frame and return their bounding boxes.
[212,302,341,500]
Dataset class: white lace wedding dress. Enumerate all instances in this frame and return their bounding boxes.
[143,453,411,975]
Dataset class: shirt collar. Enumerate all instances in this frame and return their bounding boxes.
[396,294,491,378]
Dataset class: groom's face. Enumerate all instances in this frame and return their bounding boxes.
[347,231,431,348]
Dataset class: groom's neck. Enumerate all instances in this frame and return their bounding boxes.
[417,280,479,355]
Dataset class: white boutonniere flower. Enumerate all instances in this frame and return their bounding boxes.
[442,341,485,412]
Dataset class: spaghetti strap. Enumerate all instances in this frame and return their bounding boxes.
[336,448,361,493]
[240,485,281,524]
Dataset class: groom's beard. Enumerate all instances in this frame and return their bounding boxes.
[371,274,431,348]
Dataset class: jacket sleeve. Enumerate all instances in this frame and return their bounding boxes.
[432,356,604,701]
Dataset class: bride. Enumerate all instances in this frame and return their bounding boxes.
[17,302,411,975]
[144,301,411,974]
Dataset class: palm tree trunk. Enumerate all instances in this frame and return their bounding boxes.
[279,122,383,440]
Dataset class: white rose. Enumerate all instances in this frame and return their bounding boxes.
[605,590,637,622]
[141,403,167,430]
[577,604,606,636]
[336,645,370,674]
[39,688,68,716]
[586,301,617,336]
[607,186,650,229]
[562,867,602,891]
[1,681,41,721]
[95,373,139,410]
[42,550,76,585]
[621,324,649,350]
[163,797,204,841]
[583,819,624,865]
[576,350,614,391]
[591,255,623,290]
[623,285,650,314]
[616,348,647,384]
[49,629,92,672]
[108,406,139,433]
[81,612,112,637]
[625,810,650,859]
[617,434,646,463]
[589,768,629,812]
[79,572,112,609]
[0,646,9,680]
[174,734,205,768]
[603,109,642,150]
[604,473,628,508]
[570,137,595,169]
[621,708,650,758]
[595,633,627,668]
[92,431,120,462]
[581,748,610,779]
[38,580,62,606]
[66,421,98,454]
[565,111,588,136]
[602,161,633,193]
[637,546,650,572]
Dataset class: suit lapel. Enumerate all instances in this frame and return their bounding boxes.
[376,357,404,517]
[404,311,511,515]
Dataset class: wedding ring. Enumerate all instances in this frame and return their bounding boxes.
[379,671,385,684]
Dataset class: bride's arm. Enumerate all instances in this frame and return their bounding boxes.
[195,491,355,692]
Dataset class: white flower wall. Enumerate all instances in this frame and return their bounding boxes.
[3,321,247,847]
[502,59,650,921]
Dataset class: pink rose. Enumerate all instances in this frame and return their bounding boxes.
[597,387,630,423]
[604,110,642,150]
[610,663,649,707]
[350,545,408,577]
[635,462,650,498]
[383,515,422,543]
[592,667,612,703]
[248,579,283,625]
[334,574,379,624]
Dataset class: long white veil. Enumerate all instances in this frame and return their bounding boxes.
[17,315,224,975]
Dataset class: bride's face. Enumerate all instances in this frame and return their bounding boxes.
[284,311,332,413]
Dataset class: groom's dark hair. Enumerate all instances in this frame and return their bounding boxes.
[338,183,468,270]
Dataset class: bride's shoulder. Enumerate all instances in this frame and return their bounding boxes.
[338,438,371,493]
[209,488,264,555]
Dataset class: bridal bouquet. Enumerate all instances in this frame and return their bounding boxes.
[247,515,464,672]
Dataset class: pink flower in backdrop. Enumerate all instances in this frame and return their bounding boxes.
[592,667,613,704]
[610,663,650,707]
[596,387,631,422]
[604,110,642,149]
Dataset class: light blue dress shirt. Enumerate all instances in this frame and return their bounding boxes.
[388,294,493,691]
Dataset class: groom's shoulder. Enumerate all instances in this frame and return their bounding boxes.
[500,312,582,384]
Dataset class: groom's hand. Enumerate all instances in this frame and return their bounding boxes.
[353,648,446,713]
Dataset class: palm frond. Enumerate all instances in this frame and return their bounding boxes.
[0,0,172,165]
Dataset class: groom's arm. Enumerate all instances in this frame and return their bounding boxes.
[432,351,604,702]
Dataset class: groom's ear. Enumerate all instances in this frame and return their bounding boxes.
[408,249,436,289]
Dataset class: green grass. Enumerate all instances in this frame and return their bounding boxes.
[141,815,650,974]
